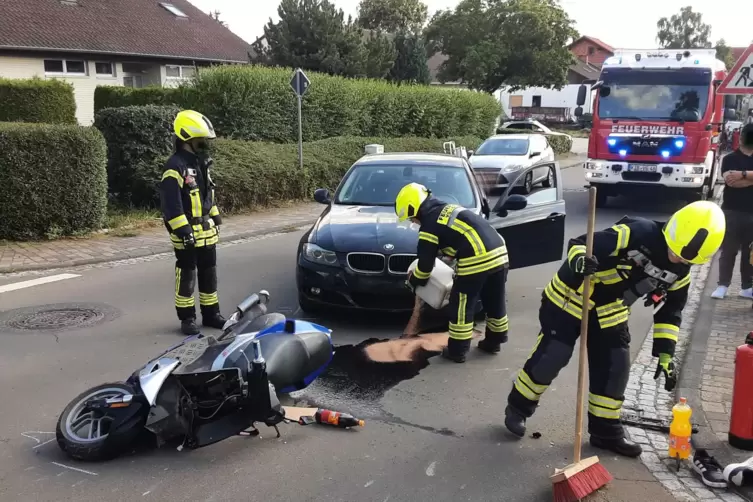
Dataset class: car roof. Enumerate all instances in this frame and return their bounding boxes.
[354,152,467,167]
[486,134,533,140]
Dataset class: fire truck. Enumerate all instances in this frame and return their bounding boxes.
[575,49,737,207]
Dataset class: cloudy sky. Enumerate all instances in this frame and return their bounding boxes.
[186,0,750,49]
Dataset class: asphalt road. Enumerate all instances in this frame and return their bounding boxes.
[0,166,689,502]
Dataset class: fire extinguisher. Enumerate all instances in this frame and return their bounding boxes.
[732,128,741,151]
[729,332,753,450]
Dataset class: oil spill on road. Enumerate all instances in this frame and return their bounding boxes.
[290,333,450,417]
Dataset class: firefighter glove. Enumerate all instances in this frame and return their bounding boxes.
[183,233,196,248]
[572,254,599,275]
[653,353,677,391]
[406,271,428,291]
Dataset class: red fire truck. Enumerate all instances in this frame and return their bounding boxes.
[575,49,737,207]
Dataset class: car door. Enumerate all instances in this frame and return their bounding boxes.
[531,136,549,183]
[488,162,566,269]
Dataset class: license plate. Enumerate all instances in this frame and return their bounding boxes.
[627,164,657,173]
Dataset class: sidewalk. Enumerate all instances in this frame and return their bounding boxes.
[0,202,323,274]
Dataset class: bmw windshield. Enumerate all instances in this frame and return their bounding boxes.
[597,68,712,122]
[334,164,477,208]
[475,138,529,156]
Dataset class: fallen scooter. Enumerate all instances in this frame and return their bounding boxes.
[55,290,334,461]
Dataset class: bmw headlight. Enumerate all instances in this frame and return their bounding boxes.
[502,164,524,173]
[302,243,338,266]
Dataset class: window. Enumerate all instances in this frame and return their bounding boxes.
[44,59,87,75]
[123,76,144,88]
[95,62,114,76]
[166,65,196,79]
[160,2,187,17]
[165,65,181,78]
[531,95,542,107]
[588,46,596,56]
[476,138,530,156]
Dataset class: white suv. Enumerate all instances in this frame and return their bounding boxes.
[469,134,556,194]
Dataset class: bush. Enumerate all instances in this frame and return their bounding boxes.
[146,135,483,213]
[94,105,180,206]
[0,78,76,124]
[0,122,107,240]
[494,128,572,155]
[94,66,499,141]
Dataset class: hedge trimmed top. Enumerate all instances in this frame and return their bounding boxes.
[94,65,499,142]
[0,77,76,124]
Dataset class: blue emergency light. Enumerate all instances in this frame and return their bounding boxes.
[607,138,617,147]
[619,149,627,156]
[661,150,671,159]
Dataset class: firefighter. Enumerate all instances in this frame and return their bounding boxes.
[160,110,226,335]
[395,182,509,363]
[504,201,725,457]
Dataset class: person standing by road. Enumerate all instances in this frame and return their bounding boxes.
[395,182,509,362]
[711,123,753,299]
[160,110,226,335]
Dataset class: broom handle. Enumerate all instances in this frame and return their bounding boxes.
[573,187,597,464]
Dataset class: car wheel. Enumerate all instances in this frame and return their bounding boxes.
[522,172,534,194]
[542,167,554,188]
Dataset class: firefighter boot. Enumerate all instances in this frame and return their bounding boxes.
[442,338,471,363]
[477,331,508,354]
[590,435,643,458]
[202,312,227,330]
[504,405,527,438]
[181,318,200,336]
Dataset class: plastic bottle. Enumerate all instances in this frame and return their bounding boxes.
[668,397,693,460]
[314,409,365,428]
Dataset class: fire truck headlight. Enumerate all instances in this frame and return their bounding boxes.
[684,166,704,175]
[585,161,604,170]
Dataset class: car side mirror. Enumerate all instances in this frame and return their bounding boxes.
[530,151,541,158]
[496,194,527,216]
[574,106,583,118]
[576,84,587,106]
[314,188,331,204]
[467,149,474,157]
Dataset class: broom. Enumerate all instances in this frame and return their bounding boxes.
[551,186,613,502]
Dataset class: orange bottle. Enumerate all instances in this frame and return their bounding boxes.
[668,397,693,460]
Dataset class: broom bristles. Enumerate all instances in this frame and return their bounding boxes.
[552,463,612,502]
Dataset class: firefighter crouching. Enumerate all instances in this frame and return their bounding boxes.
[160,110,226,335]
[395,182,509,363]
[504,201,726,457]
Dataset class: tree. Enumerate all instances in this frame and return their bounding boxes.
[357,0,428,33]
[361,31,397,79]
[251,0,365,77]
[715,39,736,69]
[424,0,578,93]
[209,10,226,26]
[656,6,712,49]
[389,31,430,84]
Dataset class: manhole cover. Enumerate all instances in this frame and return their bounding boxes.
[0,303,120,333]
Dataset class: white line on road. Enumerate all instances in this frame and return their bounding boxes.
[51,462,98,476]
[32,438,56,449]
[0,273,80,294]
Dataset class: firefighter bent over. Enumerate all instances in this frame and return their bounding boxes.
[395,182,509,363]
[160,110,226,335]
[504,201,725,457]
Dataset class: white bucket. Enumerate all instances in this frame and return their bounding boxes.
[407,258,454,310]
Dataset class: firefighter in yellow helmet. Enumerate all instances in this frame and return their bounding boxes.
[504,201,725,457]
[395,182,510,363]
[159,110,225,335]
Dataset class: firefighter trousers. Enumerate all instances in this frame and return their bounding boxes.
[507,299,631,439]
[446,267,508,353]
[173,245,220,321]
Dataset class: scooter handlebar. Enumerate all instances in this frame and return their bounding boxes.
[235,290,270,316]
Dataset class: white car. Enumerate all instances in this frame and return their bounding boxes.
[469,134,556,194]
[498,119,573,142]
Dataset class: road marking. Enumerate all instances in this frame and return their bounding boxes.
[0,273,80,294]
[33,438,56,449]
[425,461,437,476]
[51,462,98,476]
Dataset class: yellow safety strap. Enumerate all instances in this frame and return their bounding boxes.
[567,244,586,265]
[199,292,219,306]
[162,169,184,188]
[441,247,457,257]
[668,273,691,291]
[168,214,189,231]
[457,246,507,266]
[450,220,487,256]
[456,254,509,276]
[486,315,509,333]
[609,224,630,256]
[514,369,548,402]
[588,393,622,420]
[413,267,431,279]
[418,231,439,245]
[189,189,202,218]
[449,292,473,340]
[593,268,623,285]
[653,323,680,343]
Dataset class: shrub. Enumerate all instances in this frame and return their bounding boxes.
[0,77,76,124]
[0,122,107,240]
[494,128,573,155]
[147,135,483,213]
[94,66,499,141]
[94,105,180,206]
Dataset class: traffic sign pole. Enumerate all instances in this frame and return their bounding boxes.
[297,94,303,170]
[290,68,311,170]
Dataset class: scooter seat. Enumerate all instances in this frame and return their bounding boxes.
[256,331,333,392]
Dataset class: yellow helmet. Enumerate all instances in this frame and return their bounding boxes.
[663,201,726,264]
[174,110,216,141]
[395,183,430,222]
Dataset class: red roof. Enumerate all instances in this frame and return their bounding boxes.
[0,0,251,63]
[569,36,614,53]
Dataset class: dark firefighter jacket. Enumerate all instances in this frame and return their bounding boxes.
[413,197,508,282]
[545,216,691,357]
[159,149,222,249]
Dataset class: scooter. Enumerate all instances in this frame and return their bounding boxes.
[55,290,334,461]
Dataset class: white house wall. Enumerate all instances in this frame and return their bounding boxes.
[498,85,597,121]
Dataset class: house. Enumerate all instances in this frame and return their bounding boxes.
[0,0,252,124]
[568,36,614,68]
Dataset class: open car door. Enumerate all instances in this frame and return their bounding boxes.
[487,161,566,269]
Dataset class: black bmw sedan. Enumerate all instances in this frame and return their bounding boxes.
[296,152,567,313]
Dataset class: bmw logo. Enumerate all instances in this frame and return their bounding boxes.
[384,243,394,251]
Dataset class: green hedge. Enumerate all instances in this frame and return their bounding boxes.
[94,105,179,205]
[94,65,499,141]
[494,128,573,155]
[0,78,77,124]
[138,135,483,212]
[0,122,107,240]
